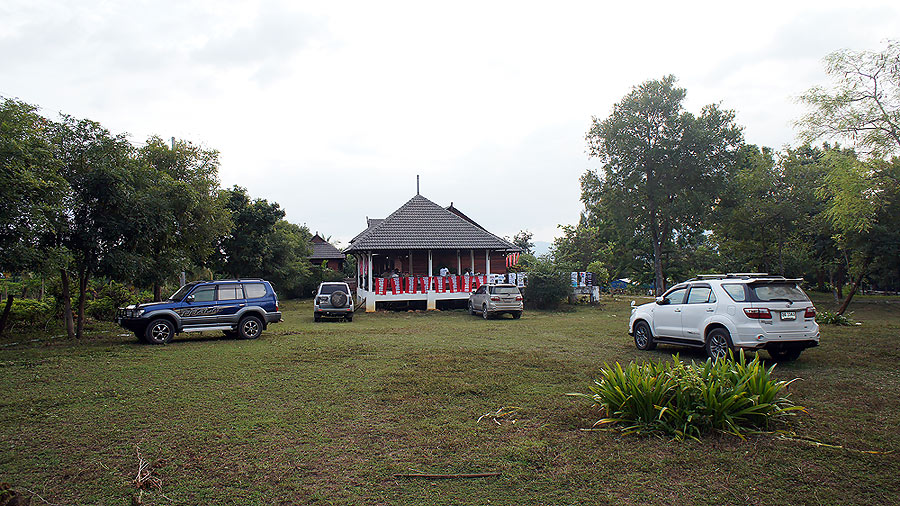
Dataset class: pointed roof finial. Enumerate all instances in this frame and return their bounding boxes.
[416,175,420,195]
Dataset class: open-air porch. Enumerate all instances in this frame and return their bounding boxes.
[344,194,521,312]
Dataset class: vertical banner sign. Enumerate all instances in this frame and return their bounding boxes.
[420,276,430,293]
[376,278,386,295]
[508,272,517,285]
[463,276,471,292]
[579,272,587,287]
[391,278,401,294]
[436,276,445,292]
[449,276,459,292]
[518,273,526,287]
[586,272,593,287]
[571,272,578,287]
[406,276,416,293]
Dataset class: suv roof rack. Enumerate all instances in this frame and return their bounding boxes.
[688,273,786,281]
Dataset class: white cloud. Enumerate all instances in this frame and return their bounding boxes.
[3,0,899,245]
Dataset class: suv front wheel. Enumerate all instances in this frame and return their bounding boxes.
[633,321,656,351]
[145,318,174,345]
[239,315,263,339]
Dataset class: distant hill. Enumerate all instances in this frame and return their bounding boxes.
[533,241,551,256]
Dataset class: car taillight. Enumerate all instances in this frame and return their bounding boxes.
[515,295,523,301]
[804,306,816,318]
[744,308,772,319]
[490,296,500,301]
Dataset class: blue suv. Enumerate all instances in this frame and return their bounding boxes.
[116,279,282,344]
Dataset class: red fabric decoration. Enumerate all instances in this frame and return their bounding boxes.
[391,277,401,294]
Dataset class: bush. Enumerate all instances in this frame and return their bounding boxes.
[7,298,54,328]
[571,351,803,439]
[816,310,855,326]
[523,257,569,310]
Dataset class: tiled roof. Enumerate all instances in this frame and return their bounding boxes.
[344,194,521,252]
[309,238,345,260]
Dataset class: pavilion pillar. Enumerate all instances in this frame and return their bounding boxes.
[470,249,475,273]
[486,250,491,277]
[427,249,436,310]
[409,250,413,275]
[366,252,375,312]
[456,250,461,275]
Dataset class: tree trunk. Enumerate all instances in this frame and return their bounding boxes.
[836,257,871,315]
[833,263,846,301]
[60,270,75,339]
[153,283,161,302]
[648,208,665,295]
[75,269,89,339]
[0,294,13,335]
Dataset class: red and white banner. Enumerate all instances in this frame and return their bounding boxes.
[406,276,416,293]
[435,276,445,292]
[506,252,520,267]
[463,275,472,292]
[376,277,387,295]
[419,276,430,293]
[449,275,459,292]
[391,277,401,294]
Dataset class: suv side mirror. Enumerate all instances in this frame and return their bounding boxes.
[655,296,667,305]
[186,294,195,303]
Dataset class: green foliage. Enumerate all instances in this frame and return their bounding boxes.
[816,310,856,326]
[571,351,803,439]
[583,75,743,292]
[798,40,900,158]
[523,257,569,310]
[511,230,534,255]
[6,298,53,328]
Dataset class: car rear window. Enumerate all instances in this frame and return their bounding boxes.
[722,284,747,302]
[319,284,348,295]
[751,283,810,302]
[687,286,715,304]
[490,286,520,295]
[243,283,268,299]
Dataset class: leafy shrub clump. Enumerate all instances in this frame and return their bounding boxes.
[816,310,855,326]
[571,351,803,439]
[8,298,54,328]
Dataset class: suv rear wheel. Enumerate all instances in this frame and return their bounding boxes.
[768,347,802,362]
[239,315,262,339]
[705,328,733,359]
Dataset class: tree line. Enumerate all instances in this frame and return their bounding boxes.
[551,41,900,314]
[0,99,343,336]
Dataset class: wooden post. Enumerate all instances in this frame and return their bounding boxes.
[457,250,461,275]
[366,252,375,312]
[486,250,491,277]
[470,249,475,273]
[427,249,436,310]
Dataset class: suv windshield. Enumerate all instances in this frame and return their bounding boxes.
[751,283,809,302]
[490,286,520,295]
[168,283,197,301]
[319,284,348,295]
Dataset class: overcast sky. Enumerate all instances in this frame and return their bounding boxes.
[2,1,898,249]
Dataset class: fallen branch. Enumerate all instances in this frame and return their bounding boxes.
[476,406,520,425]
[393,472,501,479]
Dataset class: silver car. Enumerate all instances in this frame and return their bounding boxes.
[468,283,524,319]
[314,282,354,322]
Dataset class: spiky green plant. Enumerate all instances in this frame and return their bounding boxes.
[571,351,804,439]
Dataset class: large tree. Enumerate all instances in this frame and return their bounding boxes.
[798,40,900,158]
[584,75,743,293]
[816,149,900,314]
[49,115,134,338]
[0,98,67,334]
[117,136,230,300]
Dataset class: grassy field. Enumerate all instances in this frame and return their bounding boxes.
[1,294,899,505]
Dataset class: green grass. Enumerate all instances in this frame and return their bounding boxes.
[1,294,899,505]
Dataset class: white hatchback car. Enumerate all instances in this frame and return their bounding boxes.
[628,274,820,361]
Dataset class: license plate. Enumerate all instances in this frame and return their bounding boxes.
[780,311,796,320]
